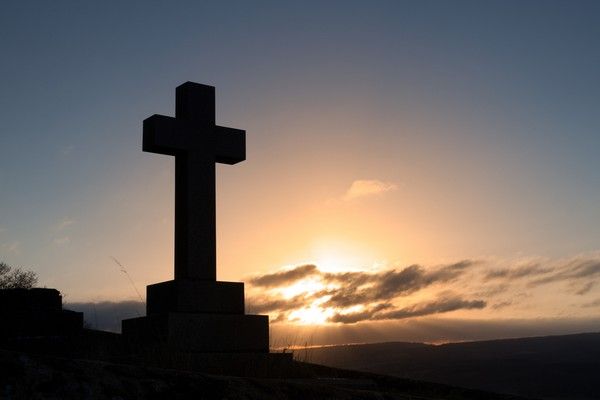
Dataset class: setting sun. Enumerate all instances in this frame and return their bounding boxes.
[287,304,334,325]
[278,277,325,299]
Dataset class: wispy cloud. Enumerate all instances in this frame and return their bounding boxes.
[1,241,21,254]
[330,295,486,324]
[247,294,312,314]
[491,300,513,310]
[56,218,76,231]
[484,263,553,281]
[250,264,318,287]
[528,258,600,286]
[481,256,600,295]
[53,236,70,246]
[581,298,600,308]
[343,179,398,201]
[59,144,75,157]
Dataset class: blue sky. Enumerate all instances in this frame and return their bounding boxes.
[1,0,600,328]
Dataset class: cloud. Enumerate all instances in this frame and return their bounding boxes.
[59,144,75,156]
[53,236,71,246]
[1,241,21,254]
[375,296,486,320]
[484,263,553,281]
[581,298,600,308]
[56,218,76,231]
[575,281,595,295]
[322,260,476,308]
[491,300,513,310]
[248,261,480,324]
[249,264,318,287]
[330,295,486,324]
[480,256,600,294]
[343,179,397,201]
[529,258,600,287]
[247,294,312,314]
[66,301,145,332]
[328,303,393,324]
[247,254,600,325]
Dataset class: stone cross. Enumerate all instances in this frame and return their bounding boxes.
[143,82,245,281]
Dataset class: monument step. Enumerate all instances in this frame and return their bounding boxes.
[122,312,268,353]
[131,350,296,377]
[146,279,245,315]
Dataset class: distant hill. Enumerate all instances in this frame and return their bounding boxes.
[304,332,600,400]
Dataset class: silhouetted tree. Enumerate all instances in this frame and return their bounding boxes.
[0,262,38,289]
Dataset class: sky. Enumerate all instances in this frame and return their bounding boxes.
[1,1,600,344]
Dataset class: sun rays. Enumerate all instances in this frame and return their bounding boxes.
[247,255,600,326]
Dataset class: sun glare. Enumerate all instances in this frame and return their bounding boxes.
[288,305,334,325]
[278,278,325,299]
[311,238,378,273]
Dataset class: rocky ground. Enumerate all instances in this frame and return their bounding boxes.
[0,348,533,400]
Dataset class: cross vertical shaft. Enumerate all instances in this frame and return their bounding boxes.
[175,153,216,280]
[175,84,216,280]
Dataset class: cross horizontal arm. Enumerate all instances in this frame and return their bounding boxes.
[214,126,246,164]
[143,114,191,155]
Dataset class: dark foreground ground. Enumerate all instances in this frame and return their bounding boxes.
[0,348,531,400]
[304,332,600,400]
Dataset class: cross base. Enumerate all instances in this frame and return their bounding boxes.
[122,312,269,352]
[146,280,245,315]
[122,279,270,354]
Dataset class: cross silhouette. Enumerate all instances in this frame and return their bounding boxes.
[143,82,245,280]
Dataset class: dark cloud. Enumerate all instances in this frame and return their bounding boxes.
[484,263,553,281]
[376,265,425,297]
[246,294,310,314]
[375,296,485,320]
[568,260,600,279]
[491,300,513,310]
[426,260,476,282]
[323,260,477,308]
[249,264,318,287]
[66,301,145,332]
[575,281,596,296]
[328,303,393,324]
[472,283,510,298]
[581,298,600,308]
[330,296,486,324]
[321,271,373,287]
[481,257,600,293]
[530,259,600,287]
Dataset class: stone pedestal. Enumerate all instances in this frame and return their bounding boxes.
[146,280,244,315]
[122,280,270,353]
[123,312,268,352]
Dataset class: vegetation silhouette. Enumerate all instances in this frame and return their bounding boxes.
[0,262,37,289]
